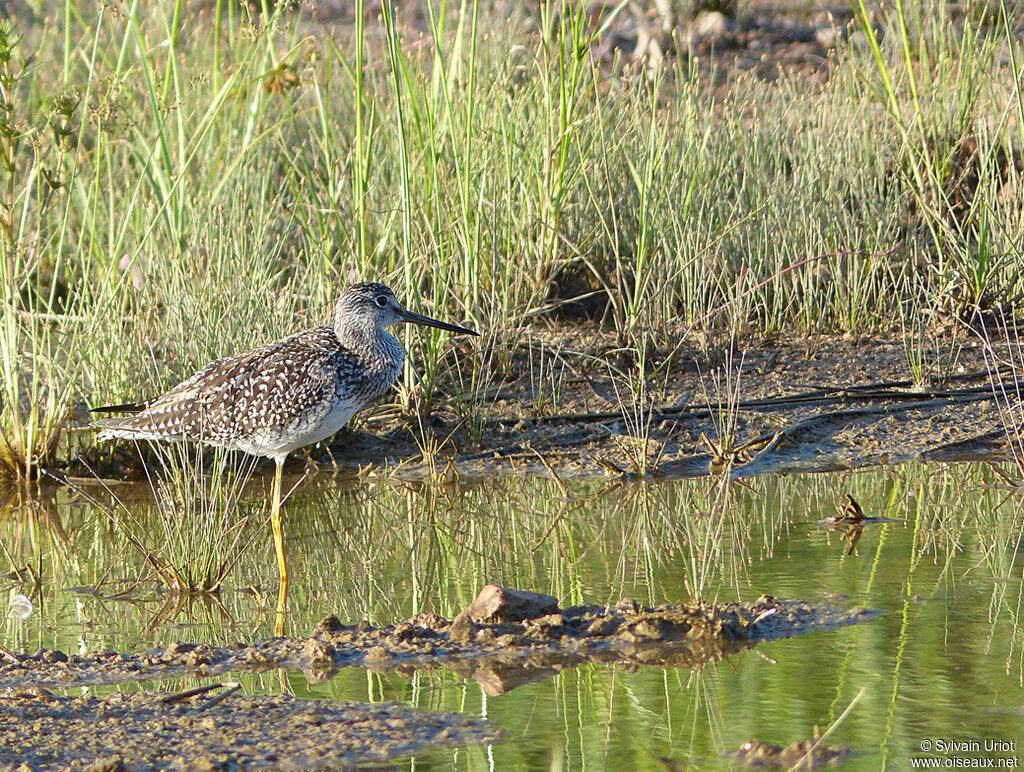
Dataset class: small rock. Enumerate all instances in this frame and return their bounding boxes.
[584,617,618,637]
[314,615,344,634]
[449,614,476,642]
[411,610,447,631]
[615,598,641,615]
[527,613,565,634]
[391,622,416,641]
[626,619,665,641]
[456,585,560,624]
[302,637,335,664]
[185,644,213,668]
[181,759,219,772]
[244,648,276,667]
[364,645,391,664]
[693,10,732,38]
[163,641,196,659]
[83,755,125,772]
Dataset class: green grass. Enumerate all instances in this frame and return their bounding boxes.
[121,443,262,594]
[1,1,1023,476]
[53,443,264,595]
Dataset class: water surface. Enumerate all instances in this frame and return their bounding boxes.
[2,463,1022,770]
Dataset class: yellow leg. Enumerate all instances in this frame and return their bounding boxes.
[271,457,288,636]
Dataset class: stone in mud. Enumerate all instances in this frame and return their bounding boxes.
[411,610,447,631]
[185,644,215,668]
[620,616,684,643]
[0,590,881,697]
[163,641,195,659]
[243,647,277,668]
[391,621,435,643]
[82,755,125,772]
[302,637,336,664]
[314,615,344,634]
[364,645,392,666]
[583,616,619,637]
[448,613,476,642]
[526,613,565,633]
[455,584,560,625]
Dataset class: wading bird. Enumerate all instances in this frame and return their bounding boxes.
[93,282,478,619]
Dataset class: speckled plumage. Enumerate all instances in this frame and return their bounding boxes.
[93,282,477,462]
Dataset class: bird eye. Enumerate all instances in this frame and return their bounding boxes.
[375,295,389,308]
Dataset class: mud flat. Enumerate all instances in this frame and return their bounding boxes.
[0,586,879,768]
[0,586,880,693]
[76,335,1015,488]
[0,689,496,770]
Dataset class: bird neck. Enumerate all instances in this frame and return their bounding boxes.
[335,323,406,373]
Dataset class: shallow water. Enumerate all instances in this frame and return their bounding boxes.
[2,462,1023,770]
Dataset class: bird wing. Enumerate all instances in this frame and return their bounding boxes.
[95,327,356,444]
[220,328,356,438]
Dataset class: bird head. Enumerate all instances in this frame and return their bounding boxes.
[334,283,479,341]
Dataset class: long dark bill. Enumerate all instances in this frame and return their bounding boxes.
[401,309,479,336]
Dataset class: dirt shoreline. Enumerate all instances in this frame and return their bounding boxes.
[446,333,1012,478]
[394,333,1013,481]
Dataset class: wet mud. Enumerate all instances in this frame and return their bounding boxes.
[0,586,879,695]
[0,585,880,767]
[70,334,1014,489]
[26,337,1007,768]
[379,335,1014,482]
[0,687,496,770]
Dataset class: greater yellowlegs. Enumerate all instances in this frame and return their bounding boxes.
[93,282,478,615]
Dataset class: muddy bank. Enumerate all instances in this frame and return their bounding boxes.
[0,586,879,695]
[75,334,1015,487]
[380,335,1013,482]
[0,688,497,770]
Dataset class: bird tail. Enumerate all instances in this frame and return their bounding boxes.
[91,402,155,441]
[92,414,185,442]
